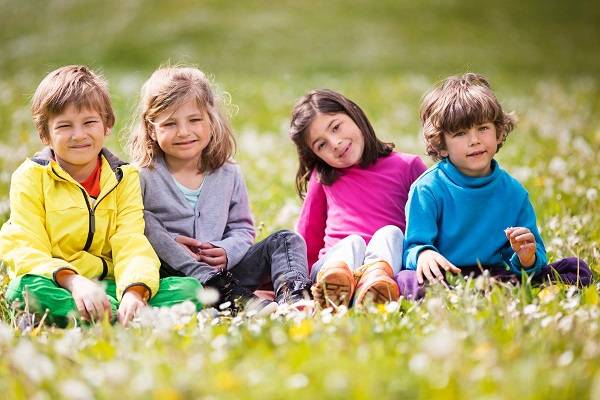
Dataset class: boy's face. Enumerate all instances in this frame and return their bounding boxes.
[440,122,502,177]
[44,104,109,180]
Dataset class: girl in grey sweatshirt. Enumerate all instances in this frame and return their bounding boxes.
[128,66,311,313]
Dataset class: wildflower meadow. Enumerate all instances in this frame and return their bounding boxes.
[0,1,598,399]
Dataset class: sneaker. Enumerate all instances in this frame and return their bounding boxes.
[353,261,400,306]
[314,261,355,309]
[205,270,277,316]
[275,281,313,311]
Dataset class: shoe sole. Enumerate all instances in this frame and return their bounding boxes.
[321,271,355,308]
[355,277,400,305]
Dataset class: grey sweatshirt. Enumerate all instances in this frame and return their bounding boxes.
[139,154,255,282]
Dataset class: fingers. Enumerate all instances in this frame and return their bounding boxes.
[436,255,460,274]
[199,247,225,257]
[175,235,203,248]
[75,296,90,321]
[178,243,202,260]
[200,255,227,269]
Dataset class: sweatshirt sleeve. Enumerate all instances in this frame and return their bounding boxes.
[507,193,547,277]
[296,171,327,269]
[209,166,255,269]
[0,162,76,281]
[403,184,440,270]
[110,167,160,300]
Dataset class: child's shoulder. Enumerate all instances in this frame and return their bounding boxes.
[381,151,424,166]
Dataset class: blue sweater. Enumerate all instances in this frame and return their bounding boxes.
[403,159,547,276]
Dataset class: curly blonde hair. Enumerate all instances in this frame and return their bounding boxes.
[420,73,516,161]
[128,65,235,171]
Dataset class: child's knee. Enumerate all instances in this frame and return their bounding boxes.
[374,225,404,241]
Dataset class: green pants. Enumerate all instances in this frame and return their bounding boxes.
[5,274,203,328]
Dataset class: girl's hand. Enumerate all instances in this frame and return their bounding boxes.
[118,287,148,326]
[58,273,112,322]
[505,227,536,267]
[198,243,228,270]
[416,249,461,285]
[175,235,203,261]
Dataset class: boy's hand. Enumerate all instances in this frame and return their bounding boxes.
[58,273,112,322]
[505,227,536,267]
[175,235,203,261]
[416,249,461,285]
[118,287,147,326]
[198,243,227,270]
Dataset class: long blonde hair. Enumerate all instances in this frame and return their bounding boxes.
[128,66,235,171]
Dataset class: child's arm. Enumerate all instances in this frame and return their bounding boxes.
[110,167,160,302]
[504,196,547,276]
[0,162,77,279]
[208,165,255,269]
[296,171,327,268]
[403,185,459,279]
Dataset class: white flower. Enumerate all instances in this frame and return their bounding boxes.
[11,341,55,383]
[60,379,94,400]
[197,287,220,307]
[287,373,309,389]
[557,351,574,367]
[408,353,430,374]
[586,188,598,202]
[0,321,13,344]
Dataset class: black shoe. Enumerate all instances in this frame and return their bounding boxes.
[205,270,277,316]
[275,281,313,305]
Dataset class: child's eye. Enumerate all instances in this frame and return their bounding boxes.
[332,123,340,133]
[479,126,489,132]
[317,142,326,151]
[190,118,203,123]
[84,120,99,125]
[56,124,70,129]
[454,131,465,137]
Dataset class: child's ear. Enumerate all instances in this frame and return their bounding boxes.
[105,127,112,137]
[439,149,449,158]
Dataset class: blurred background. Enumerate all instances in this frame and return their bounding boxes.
[0,0,598,260]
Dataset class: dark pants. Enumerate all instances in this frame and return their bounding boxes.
[396,257,592,300]
[162,230,311,299]
[230,230,311,297]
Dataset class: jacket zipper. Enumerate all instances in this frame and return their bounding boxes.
[52,166,123,280]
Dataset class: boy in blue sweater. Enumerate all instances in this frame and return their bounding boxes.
[397,73,591,298]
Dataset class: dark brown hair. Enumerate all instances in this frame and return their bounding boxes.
[289,89,394,198]
[420,73,516,161]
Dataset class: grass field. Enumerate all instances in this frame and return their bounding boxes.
[0,1,599,398]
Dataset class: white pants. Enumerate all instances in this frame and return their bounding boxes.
[310,225,404,282]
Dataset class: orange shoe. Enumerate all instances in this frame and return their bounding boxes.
[353,261,400,306]
[313,261,356,309]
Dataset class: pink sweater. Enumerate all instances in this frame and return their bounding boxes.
[296,152,427,271]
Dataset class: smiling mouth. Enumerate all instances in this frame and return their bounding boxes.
[467,150,486,157]
[174,140,197,145]
[338,143,351,158]
[70,144,92,149]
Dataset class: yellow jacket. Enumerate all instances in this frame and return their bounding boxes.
[0,148,160,300]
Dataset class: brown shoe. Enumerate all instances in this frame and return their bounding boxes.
[313,261,356,309]
[353,261,400,306]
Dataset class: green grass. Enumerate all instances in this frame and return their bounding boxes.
[0,0,599,398]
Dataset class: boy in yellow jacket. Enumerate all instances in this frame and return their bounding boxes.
[0,65,202,327]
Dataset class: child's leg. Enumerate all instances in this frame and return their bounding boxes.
[395,270,425,300]
[5,275,118,328]
[534,257,592,286]
[230,230,311,295]
[363,225,404,274]
[147,276,203,310]
[310,234,366,281]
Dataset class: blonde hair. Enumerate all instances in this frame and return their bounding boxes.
[420,73,516,161]
[31,65,115,142]
[128,66,235,171]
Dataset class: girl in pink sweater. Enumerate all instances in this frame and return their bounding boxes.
[289,89,427,309]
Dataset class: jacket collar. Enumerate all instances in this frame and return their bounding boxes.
[31,147,127,172]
